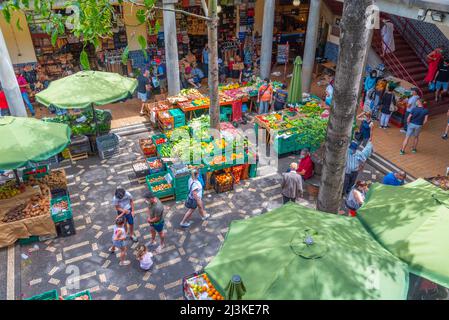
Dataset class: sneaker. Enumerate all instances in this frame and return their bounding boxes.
[119,260,131,266]
[201,214,211,221]
[442,134,448,140]
[131,235,138,242]
[400,150,405,155]
[411,149,417,153]
[400,129,407,133]
[180,221,192,228]
[108,247,116,253]
[155,245,165,253]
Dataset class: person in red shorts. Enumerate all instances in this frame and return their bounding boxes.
[296,148,314,180]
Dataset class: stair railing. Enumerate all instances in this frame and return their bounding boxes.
[388,15,434,67]
[373,30,423,97]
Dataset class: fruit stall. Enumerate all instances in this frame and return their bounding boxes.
[254,96,329,155]
[132,118,258,202]
[0,167,75,248]
[182,272,225,300]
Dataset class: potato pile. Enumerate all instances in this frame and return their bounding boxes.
[1,194,50,224]
[41,170,67,190]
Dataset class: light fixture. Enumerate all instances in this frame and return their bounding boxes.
[431,10,445,22]
[293,0,301,6]
[217,5,222,14]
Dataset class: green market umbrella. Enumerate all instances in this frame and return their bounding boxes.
[287,56,303,104]
[357,179,449,288]
[35,71,138,109]
[205,203,409,300]
[0,116,71,170]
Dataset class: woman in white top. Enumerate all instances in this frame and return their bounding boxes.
[180,170,210,228]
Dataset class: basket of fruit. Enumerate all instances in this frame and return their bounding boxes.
[132,160,151,178]
[146,157,165,174]
[0,181,26,200]
[50,195,72,223]
[148,174,174,198]
[139,138,157,157]
[213,172,234,194]
[183,272,224,300]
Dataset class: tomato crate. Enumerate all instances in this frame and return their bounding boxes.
[152,133,168,146]
[25,289,59,300]
[50,195,72,223]
[146,157,166,174]
[64,290,92,300]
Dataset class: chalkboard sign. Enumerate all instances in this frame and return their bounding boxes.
[277,44,289,64]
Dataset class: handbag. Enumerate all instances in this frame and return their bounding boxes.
[184,182,198,209]
[389,96,398,113]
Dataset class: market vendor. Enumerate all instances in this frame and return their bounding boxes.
[113,187,138,242]
[296,148,314,180]
[273,84,288,111]
[257,78,273,114]
[144,191,165,252]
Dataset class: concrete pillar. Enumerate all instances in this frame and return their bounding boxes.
[163,0,181,96]
[260,0,275,79]
[0,27,27,117]
[302,0,322,93]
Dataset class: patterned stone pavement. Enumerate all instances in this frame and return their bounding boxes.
[4,131,386,300]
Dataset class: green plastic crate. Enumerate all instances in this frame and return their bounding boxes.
[64,290,92,300]
[146,171,168,186]
[220,106,233,115]
[22,165,50,181]
[18,236,40,245]
[249,163,258,178]
[146,173,174,198]
[25,289,58,300]
[175,193,188,201]
[51,196,72,223]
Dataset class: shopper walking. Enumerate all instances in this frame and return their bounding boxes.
[401,88,420,133]
[400,99,429,155]
[281,163,304,204]
[356,111,374,146]
[383,171,406,186]
[257,78,273,114]
[424,48,443,85]
[381,19,395,56]
[16,71,35,116]
[136,244,153,271]
[379,84,397,129]
[180,170,210,228]
[138,69,151,116]
[109,217,130,266]
[345,181,369,217]
[442,109,449,140]
[433,59,449,102]
[343,141,373,196]
[144,191,165,253]
[113,187,138,242]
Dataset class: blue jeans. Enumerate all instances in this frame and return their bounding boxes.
[259,101,269,114]
[21,92,35,115]
[380,112,391,127]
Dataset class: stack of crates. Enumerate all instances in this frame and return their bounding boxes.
[69,135,91,155]
[220,106,233,122]
[171,169,190,201]
[169,108,186,128]
[96,133,120,159]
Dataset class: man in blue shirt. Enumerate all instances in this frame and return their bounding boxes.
[400,99,429,155]
[401,88,420,133]
[343,141,373,195]
[383,171,406,186]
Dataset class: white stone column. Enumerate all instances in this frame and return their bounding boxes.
[163,0,181,96]
[260,0,275,79]
[0,27,27,117]
[302,0,322,93]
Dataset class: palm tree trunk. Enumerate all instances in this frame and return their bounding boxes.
[317,0,374,213]
[208,0,220,129]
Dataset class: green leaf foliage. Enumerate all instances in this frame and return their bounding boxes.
[2,7,11,23]
[136,9,146,24]
[121,46,129,65]
[80,50,90,70]
[15,18,23,31]
[51,29,58,47]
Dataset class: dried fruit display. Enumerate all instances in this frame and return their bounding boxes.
[0,181,25,200]
[1,194,50,224]
[41,170,67,190]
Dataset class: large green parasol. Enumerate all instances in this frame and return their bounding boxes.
[35,71,138,109]
[358,179,449,288]
[287,56,303,104]
[0,116,71,170]
[205,202,409,300]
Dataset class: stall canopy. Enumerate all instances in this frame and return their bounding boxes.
[357,179,449,288]
[0,116,71,170]
[205,203,409,300]
[287,56,302,104]
[35,71,138,109]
